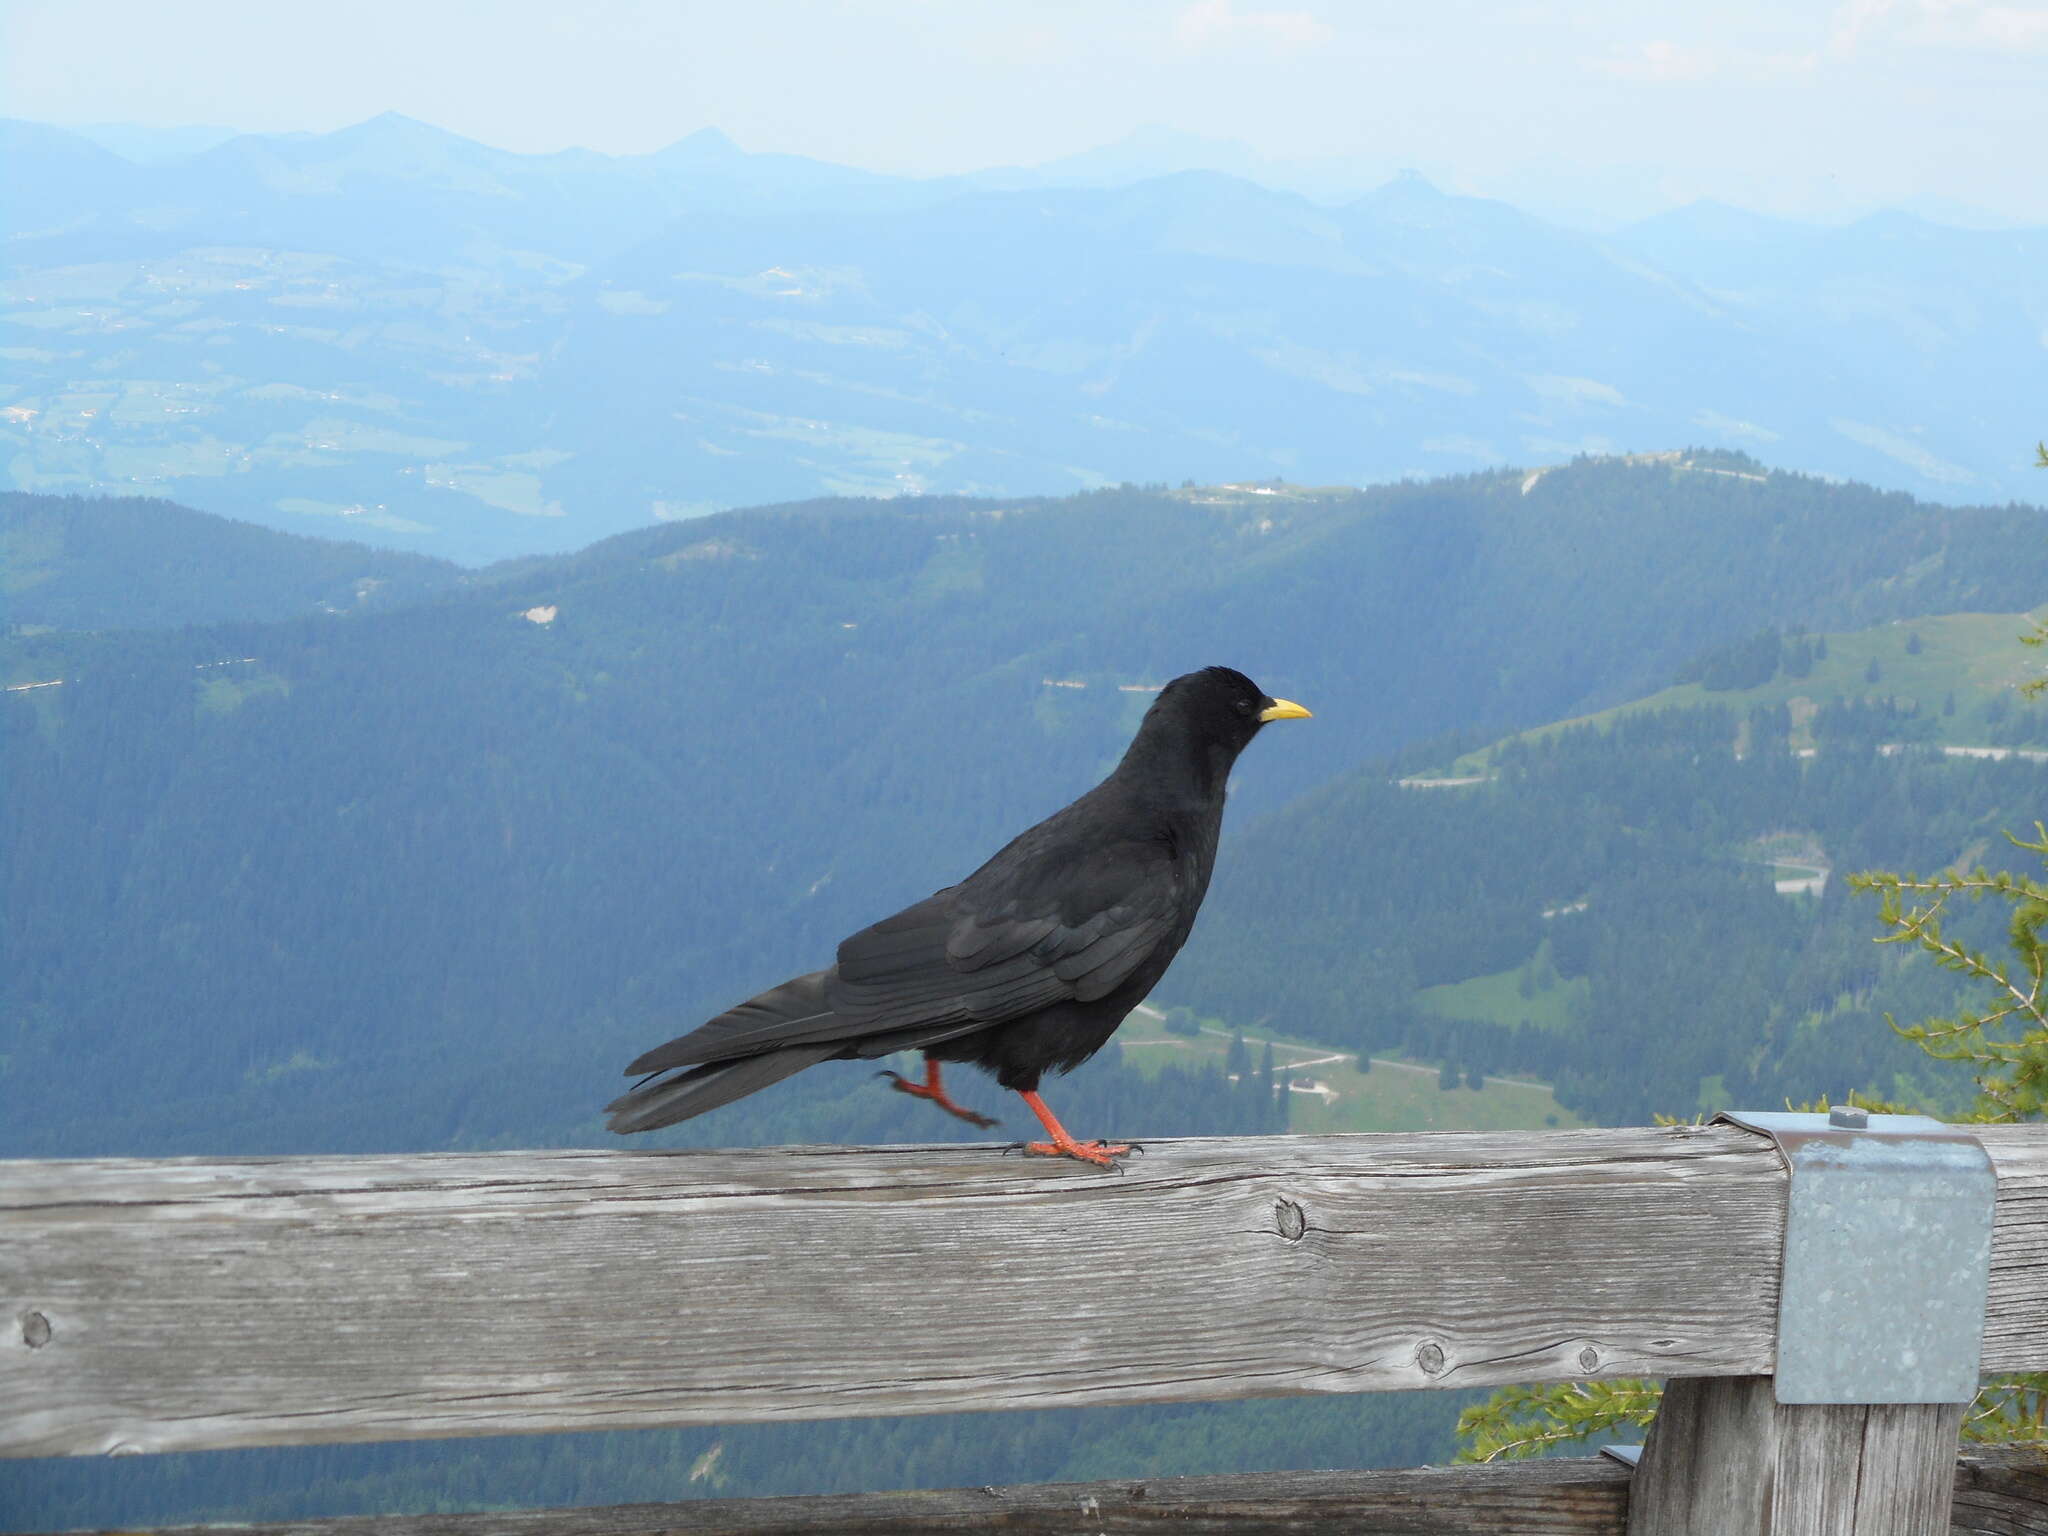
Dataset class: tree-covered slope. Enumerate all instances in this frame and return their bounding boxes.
[6,459,2044,1160]
[10,461,2047,1531]
[1,491,461,631]
[1175,623,2048,1125]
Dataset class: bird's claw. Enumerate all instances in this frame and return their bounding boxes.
[1021,1137,1137,1171]
[880,1068,999,1128]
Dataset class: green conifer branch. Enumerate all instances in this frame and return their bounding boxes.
[1454,1380,1662,1462]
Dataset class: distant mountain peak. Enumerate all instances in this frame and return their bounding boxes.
[1347,167,1494,229]
[327,111,475,150]
[1369,168,1446,201]
[651,126,745,164]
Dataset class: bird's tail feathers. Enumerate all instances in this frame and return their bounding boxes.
[605,1045,836,1134]
[624,969,835,1076]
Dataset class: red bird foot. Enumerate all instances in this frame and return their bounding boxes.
[1012,1089,1140,1170]
[879,1062,999,1128]
[1021,1135,1138,1169]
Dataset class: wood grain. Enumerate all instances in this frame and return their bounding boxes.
[26,1458,1637,1535]
[1628,1376,1968,1535]
[1975,1126,2048,1380]
[1953,1447,2048,1535]
[1625,1374,1774,1530]
[23,1451,2048,1535]
[3,1124,2042,1459]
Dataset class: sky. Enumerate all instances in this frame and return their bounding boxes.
[3,0,2044,224]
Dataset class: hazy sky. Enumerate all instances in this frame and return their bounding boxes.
[3,0,2043,222]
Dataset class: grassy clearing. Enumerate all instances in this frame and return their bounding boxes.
[1119,1004,1583,1133]
[424,466,561,517]
[195,668,289,715]
[1416,950,1588,1033]
[1454,609,2048,773]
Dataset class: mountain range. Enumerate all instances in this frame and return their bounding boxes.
[8,452,2043,1155]
[9,457,2048,1527]
[5,114,2043,561]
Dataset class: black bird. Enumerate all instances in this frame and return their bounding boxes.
[606,666,1311,1166]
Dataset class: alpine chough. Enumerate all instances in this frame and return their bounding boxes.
[606,665,1311,1166]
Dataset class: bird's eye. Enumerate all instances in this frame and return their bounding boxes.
[1234,698,1252,714]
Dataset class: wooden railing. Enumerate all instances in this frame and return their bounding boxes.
[5,1124,2046,1533]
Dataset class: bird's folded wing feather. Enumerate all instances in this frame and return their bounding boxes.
[627,835,1182,1076]
[830,835,1181,1025]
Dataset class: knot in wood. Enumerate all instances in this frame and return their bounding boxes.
[20,1310,51,1349]
[1578,1346,1600,1373]
[1415,1340,1447,1376]
[1274,1197,1307,1241]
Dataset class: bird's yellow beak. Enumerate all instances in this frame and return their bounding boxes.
[1258,698,1313,722]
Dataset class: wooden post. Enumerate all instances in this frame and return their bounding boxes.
[1627,1376,1966,1535]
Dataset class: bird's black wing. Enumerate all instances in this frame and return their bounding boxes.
[827,831,1184,1033]
[622,830,1184,1078]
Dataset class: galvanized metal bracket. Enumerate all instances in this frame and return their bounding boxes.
[1714,1109,1996,1405]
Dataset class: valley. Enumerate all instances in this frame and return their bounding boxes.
[1119,1004,1584,1133]
[7,459,2046,1528]
[6,116,2043,561]
[7,12,2043,1526]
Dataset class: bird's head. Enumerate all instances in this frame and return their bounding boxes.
[1151,666,1313,758]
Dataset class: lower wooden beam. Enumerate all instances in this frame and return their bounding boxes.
[1954,1446,2048,1534]
[45,1458,1635,1536]
[1628,1376,1969,1535]
[32,1447,2048,1535]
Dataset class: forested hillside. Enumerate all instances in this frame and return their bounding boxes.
[10,458,2048,1159]
[8,459,2047,1528]
[0,491,461,629]
[1180,696,2043,1124]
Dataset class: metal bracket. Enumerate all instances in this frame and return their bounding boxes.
[1715,1109,1995,1405]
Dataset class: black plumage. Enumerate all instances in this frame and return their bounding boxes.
[606,666,1310,1165]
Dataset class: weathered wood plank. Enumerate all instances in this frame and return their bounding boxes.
[1975,1126,2048,1380]
[3,1125,2043,1459]
[1627,1375,1967,1535]
[1953,1446,2048,1535]
[25,1451,2048,1535]
[1624,1374,1774,1529]
[30,1458,1637,1535]
[1849,1404,1975,1535]
[0,1126,1778,1456]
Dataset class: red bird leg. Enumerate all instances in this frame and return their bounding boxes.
[1017,1090,1135,1168]
[879,1059,998,1128]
